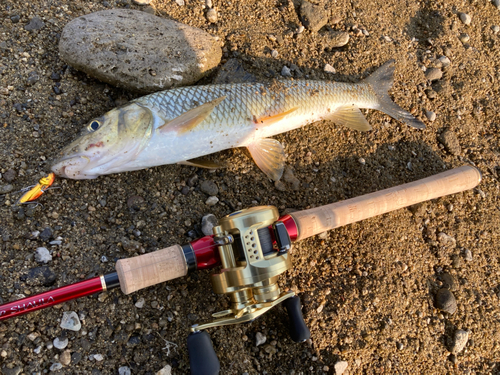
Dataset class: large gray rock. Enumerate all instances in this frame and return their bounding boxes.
[59,10,222,93]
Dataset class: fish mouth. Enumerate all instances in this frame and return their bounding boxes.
[51,155,94,179]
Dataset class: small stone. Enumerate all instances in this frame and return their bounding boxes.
[26,267,57,287]
[300,1,329,32]
[10,15,20,23]
[201,214,218,236]
[0,184,14,194]
[93,354,104,361]
[334,360,348,375]
[492,25,500,34]
[464,248,473,261]
[132,0,151,4]
[358,157,366,165]
[156,365,172,375]
[119,367,132,375]
[438,129,461,155]
[206,8,217,23]
[450,330,469,354]
[396,341,404,350]
[255,332,266,346]
[26,71,39,86]
[439,56,451,67]
[135,297,145,308]
[35,247,52,263]
[25,16,45,31]
[127,195,145,208]
[39,227,53,241]
[271,49,279,58]
[50,363,63,372]
[322,31,350,48]
[72,352,82,364]
[175,0,185,5]
[101,255,108,263]
[205,196,219,206]
[281,66,292,77]
[425,110,436,122]
[297,25,305,33]
[494,0,500,9]
[200,180,218,196]
[425,68,442,81]
[441,273,457,290]
[434,288,457,314]
[459,12,471,25]
[324,64,336,74]
[60,311,82,331]
[459,33,470,43]
[438,232,456,247]
[60,350,71,366]
[53,337,69,350]
[3,169,16,182]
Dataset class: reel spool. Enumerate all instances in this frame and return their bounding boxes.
[187,206,310,375]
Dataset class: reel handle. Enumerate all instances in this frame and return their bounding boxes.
[187,331,220,375]
[283,296,310,343]
[116,244,188,295]
[290,165,481,241]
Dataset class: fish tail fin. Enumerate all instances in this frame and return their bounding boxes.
[364,60,425,129]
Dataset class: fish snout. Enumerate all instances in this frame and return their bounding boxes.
[51,156,93,179]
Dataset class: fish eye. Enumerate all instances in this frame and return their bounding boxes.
[88,120,100,132]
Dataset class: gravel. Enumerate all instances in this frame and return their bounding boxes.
[255,332,266,346]
[450,330,469,354]
[34,247,52,263]
[60,311,82,331]
[300,1,329,32]
[334,360,348,375]
[434,288,458,314]
[53,337,69,350]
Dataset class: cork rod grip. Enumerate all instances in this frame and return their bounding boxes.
[115,244,188,295]
[291,165,481,241]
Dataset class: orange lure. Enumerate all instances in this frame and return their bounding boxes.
[16,173,55,205]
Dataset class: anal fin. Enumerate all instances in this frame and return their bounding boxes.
[247,138,286,181]
[178,157,223,169]
[327,105,372,132]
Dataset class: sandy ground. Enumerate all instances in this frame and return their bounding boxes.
[1,0,500,374]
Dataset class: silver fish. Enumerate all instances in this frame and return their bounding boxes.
[51,60,424,180]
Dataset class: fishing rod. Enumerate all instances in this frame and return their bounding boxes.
[0,165,481,375]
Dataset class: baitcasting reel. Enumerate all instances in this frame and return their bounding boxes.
[187,206,310,375]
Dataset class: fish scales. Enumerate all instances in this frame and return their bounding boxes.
[51,60,425,180]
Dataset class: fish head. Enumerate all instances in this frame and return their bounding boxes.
[51,103,154,179]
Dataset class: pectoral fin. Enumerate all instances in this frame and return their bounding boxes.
[178,157,223,169]
[247,138,286,181]
[327,105,372,131]
[254,107,299,128]
[158,96,226,134]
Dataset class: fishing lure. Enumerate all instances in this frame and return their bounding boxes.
[16,172,56,205]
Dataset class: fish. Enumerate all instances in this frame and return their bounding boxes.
[51,60,425,181]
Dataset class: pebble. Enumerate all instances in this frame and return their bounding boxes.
[59,10,221,93]
[53,337,68,350]
[281,66,292,77]
[464,248,473,261]
[425,68,442,81]
[0,184,13,194]
[439,56,451,67]
[494,0,500,9]
[127,195,145,208]
[434,288,457,314]
[297,25,305,34]
[205,196,219,206]
[175,0,185,5]
[459,33,470,43]
[441,273,457,290]
[396,341,404,350]
[49,363,63,372]
[438,129,461,155]
[322,31,350,48]
[450,330,469,354]
[437,232,456,248]
[93,354,104,361]
[60,311,82,331]
[201,214,218,236]
[459,12,471,25]
[255,332,266,346]
[60,350,71,366]
[132,0,151,4]
[35,247,52,264]
[25,17,45,31]
[39,227,53,242]
[3,169,16,182]
[300,1,328,32]
[200,180,219,196]
[10,15,20,23]
[492,25,500,34]
[324,64,336,74]
[156,365,172,375]
[271,49,279,58]
[425,110,436,122]
[206,8,217,23]
[119,367,132,375]
[334,360,348,375]
[135,297,145,308]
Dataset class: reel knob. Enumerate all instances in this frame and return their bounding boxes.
[187,330,220,375]
[282,295,311,343]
